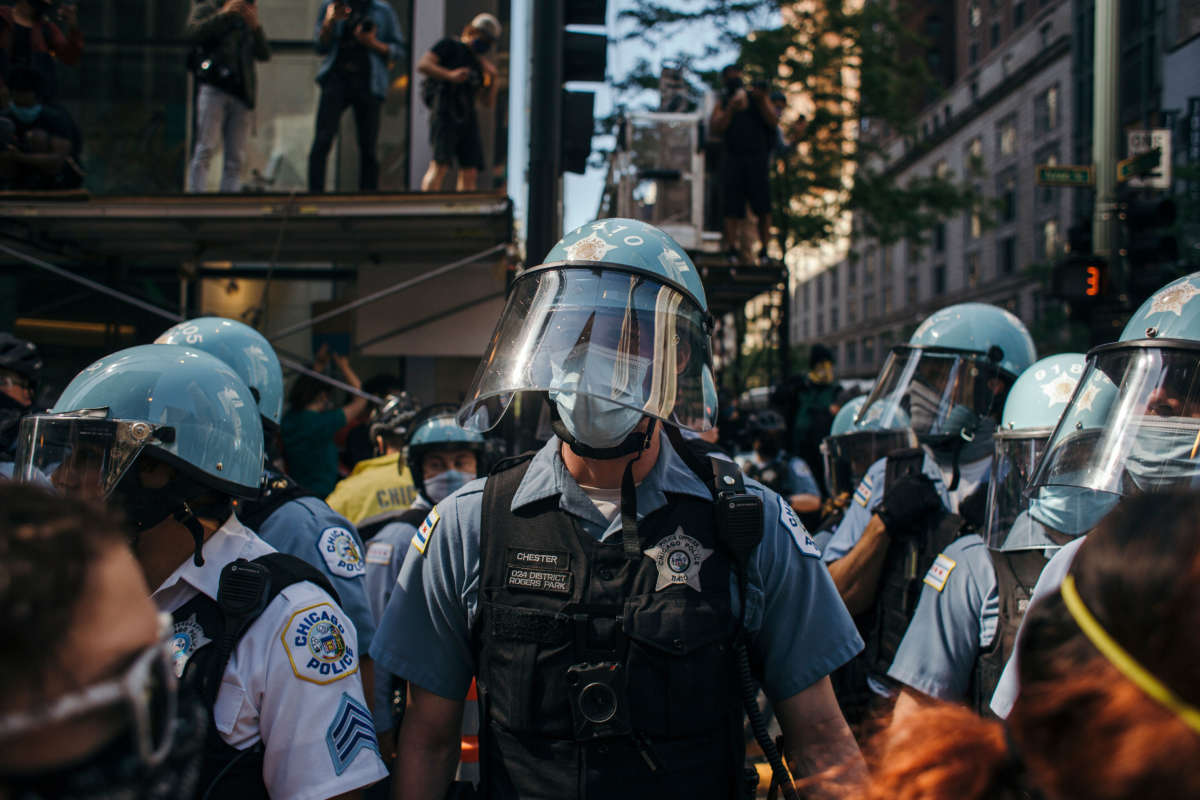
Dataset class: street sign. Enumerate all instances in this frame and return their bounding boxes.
[1126,129,1172,189]
[1035,164,1095,187]
[1118,148,1161,182]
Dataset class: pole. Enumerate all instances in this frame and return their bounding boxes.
[526,0,563,265]
[1092,0,1119,263]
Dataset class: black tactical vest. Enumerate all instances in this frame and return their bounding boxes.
[971,549,1046,715]
[830,493,966,727]
[171,554,337,799]
[471,457,745,800]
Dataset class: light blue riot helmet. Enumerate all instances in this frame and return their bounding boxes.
[1028,272,1200,537]
[406,403,486,503]
[830,396,867,437]
[984,353,1085,550]
[155,317,284,431]
[458,218,717,459]
[858,303,1037,448]
[14,345,264,563]
[821,396,917,497]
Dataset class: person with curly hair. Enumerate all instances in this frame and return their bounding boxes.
[861,491,1200,800]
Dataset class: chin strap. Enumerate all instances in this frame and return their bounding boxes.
[173,503,208,567]
[548,401,652,460]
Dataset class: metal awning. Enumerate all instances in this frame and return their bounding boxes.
[0,190,513,264]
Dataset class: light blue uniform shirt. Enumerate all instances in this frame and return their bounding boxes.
[363,495,430,624]
[371,434,864,705]
[886,530,1057,702]
[989,534,1086,717]
[256,495,378,653]
[783,455,821,497]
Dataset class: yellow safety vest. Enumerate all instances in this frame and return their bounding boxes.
[325,452,418,530]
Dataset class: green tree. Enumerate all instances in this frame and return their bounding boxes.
[617,0,987,250]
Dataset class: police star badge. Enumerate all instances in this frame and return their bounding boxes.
[1041,372,1079,406]
[171,614,211,679]
[565,234,617,262]
[1149,280,1200,317]
[643,527,712,591]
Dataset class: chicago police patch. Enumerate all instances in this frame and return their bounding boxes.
[283,602,358,684]
[779,494,821,558]
[170,613,211,679]
[325,692,379,775]
[413,508,440,555]
[318,527,365,579]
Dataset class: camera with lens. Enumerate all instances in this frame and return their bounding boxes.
[566,661,631,741]
[339,0,375,34]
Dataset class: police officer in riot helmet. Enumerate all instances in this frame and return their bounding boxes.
[820,303,1036,724]
[885,353,1086,720]
[0,332,42,474]
[990,271,1200,718]
[155,317,381,721]
[370,218,866,800]
[13,344,387,798]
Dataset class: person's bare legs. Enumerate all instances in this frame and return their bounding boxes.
[457,167,479,191]
[723,216,742,260]
[422,161,450,191]
[757,212,771,262]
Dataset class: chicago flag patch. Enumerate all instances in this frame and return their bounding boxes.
[413,508,440,555]
[923,553,957,592]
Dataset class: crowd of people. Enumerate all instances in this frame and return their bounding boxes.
[2,217,1199,800]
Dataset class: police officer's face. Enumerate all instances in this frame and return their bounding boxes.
[422,448,477,480]
[0,544,159,775]
[0,372,32,408]
[50,442,107,500]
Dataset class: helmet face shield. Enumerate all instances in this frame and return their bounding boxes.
[1030,343,1200,497]
[857,346,1013,442]
[458,267,716,433]
[13,412,167,500]
[984,431,1049,549]
[820,429,918,497]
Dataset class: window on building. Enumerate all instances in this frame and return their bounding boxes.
[933,223,946,253]
[966,251,980,288]
[933,264,946,294]
[830,266,839,299]
[817,274,825,304]
[1037,145,1060,206]
[863,292,875,319]
[970,78,980,101]
[863,336,876,368]
[1014,0,1026,28]
[990,22,1001,47]
[848,296,858,324]
[966,136,985,175]
[848,262,858,286]
[1035,85,1059,135]
[969,1,982,28]
[832,306,840,330]
[847,340,857,367]
[1041,218,1060,261]
[996,115,1017,157]
[883,285,894,313]
[998,236,1017,275]
[906,272,919,305]
[934,159,950,179]
[803,282,811,311]
[997,169,1017,224]
[968,41,980,66]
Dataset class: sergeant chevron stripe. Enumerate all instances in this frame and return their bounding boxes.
[325,692,379,775]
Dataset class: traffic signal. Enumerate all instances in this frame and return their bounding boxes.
[561,2,607,175]
[1053,253,1109,303]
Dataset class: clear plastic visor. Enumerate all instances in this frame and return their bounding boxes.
[820,429,918,497]
[1029,345,1200,497]
[984,432,1048,549]
[857,346,1013,441]
[13,413,162,500]
[458,267,717,433]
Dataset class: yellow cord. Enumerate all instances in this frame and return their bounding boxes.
[1060,574,1200,735]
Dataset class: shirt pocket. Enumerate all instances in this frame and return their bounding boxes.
[213,680,250,738]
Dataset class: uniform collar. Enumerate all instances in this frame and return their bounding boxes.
[511,432,712,529]
[151,515,271,603]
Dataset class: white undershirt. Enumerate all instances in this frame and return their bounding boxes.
[579,483,623,525]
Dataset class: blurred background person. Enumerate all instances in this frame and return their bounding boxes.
[308,0,405,192]
[0,484,206,799]
[0,0,82,104]
[417,13,500,192]
[0,66,82,190]
[327,391,420,540]
[779,342,840,492]
[282,344,367,497]
[184,0,270,193]
[862,492,1200,800]
[0,331,40,474]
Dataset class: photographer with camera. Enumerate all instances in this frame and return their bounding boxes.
[0,0,82,105]
[308,0,404,193]
[184,0,269,193]
[417,13,500,192]
[710,64,778,266]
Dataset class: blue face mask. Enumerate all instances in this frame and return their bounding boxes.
[1028,485,1120,537]
[424,468,473,504]
[10,102,41,124]
[550,389,644,450]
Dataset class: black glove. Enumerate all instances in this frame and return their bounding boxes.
[875,474,943,535]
